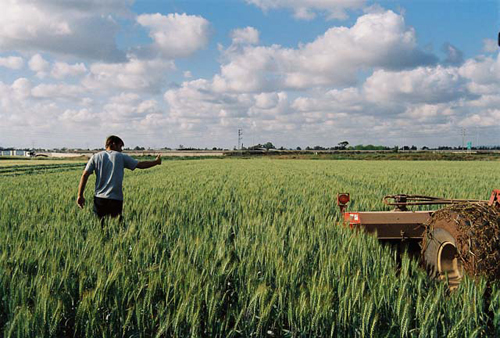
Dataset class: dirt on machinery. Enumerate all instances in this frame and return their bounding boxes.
[425,202,500,281]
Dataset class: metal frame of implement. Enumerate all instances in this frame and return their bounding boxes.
[336,190,500,240]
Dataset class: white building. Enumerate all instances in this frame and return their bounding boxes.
[0,150,31,156]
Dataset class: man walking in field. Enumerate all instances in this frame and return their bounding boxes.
[77,135,161,221]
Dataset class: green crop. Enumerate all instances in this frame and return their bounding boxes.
[0,159,499,337]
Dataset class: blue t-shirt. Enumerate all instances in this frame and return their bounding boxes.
[84,151,139,201]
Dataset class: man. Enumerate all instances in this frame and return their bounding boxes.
[77,135,161,221]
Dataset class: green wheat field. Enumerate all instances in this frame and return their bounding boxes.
[1,158,500,337]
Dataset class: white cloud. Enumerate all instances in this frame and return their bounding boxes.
[29,54,50,78]
[103,96,162,124]
[83,58,175,93]
[364,66,472,104]
[460,109,500,127]
[1,4,497,149]
[51,62,87,79]
[31,83,86,100]
[137,13,210,58]
[0,0,128,61]
[483,39,498,53]
[59,108,98,124]
[165,79,290,123]
[11,78,33,99]
[231,27,260,45]
[401,104,454,122]
[0,56,23,69]
[442,43,464,65]
[459,54,500,86]
[110,92,141,104]
[214,10,436,92]
[246,0,366,20]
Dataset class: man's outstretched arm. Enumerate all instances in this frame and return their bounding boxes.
[77,171,91,208]
[136,154,162,169]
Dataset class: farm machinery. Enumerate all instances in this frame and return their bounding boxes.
[337,190,500,287]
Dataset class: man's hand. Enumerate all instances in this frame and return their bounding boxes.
[156,154,162,165]
[77,196,85,209]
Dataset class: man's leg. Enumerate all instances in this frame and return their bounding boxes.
[108,199,124,223]
[93,197,123,226]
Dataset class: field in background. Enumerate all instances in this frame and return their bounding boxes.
[1,159,500,336]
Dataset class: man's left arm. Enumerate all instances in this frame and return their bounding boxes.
[136,154,162,169]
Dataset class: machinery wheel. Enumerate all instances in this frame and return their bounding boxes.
[422,214,464,288]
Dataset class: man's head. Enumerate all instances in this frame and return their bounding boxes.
[105,135,124,152]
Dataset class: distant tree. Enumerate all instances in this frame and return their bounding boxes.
[411,145,417,150]
[422,146,429,150]
[305,146,312,150]
[134,146,145,151]
[178,144,184,150]
[338,141,349,149]
[262,142,275,150]
[296,146,302,151]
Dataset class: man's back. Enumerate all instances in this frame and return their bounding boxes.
[77,135,161,219]
[85,150,138,201]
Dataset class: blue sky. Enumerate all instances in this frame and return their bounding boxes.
[0,0,498,149]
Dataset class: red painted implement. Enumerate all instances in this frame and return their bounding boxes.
[337,190,500,287]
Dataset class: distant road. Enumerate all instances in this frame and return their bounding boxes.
[39,151,225,158]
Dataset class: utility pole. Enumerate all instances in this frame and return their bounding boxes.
[476,126,479,149]
[237,129,243,150]
[461,128,466,151]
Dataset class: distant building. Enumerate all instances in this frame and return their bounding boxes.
[0,150,31,156]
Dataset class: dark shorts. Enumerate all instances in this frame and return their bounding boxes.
[93,196,123,219]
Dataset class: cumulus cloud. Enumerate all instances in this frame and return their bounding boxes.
[246,0,366,20]
[0,56,23,69]
[51,62,87,79]
[11,78,33,100]
[442,43,464,66]
[29,54,50,78]
[59,108,98,124]
[137,13,210,59]
[83,58,175,93]
[164,79,295,142]
[460,109,500,127]
[31,83,86,100]
[364,66,473,104]
[231,27,260,45]
[165,79,289,123]
[103,93,163,126]
[0,0,128,61]
[214,10,437,92]
[2,3,498,148]
[0,78,64,130]
[483,39,498,53]
[459,54,500,87]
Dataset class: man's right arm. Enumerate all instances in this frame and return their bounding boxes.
[77,171,91,209]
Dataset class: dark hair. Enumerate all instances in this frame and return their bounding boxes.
[105,135,124,148]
